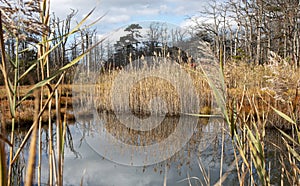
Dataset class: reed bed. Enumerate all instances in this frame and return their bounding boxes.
[1,95,74,128]
[0,0,101,185]
[4,59,298,130]
[91,58,299,185]
[206,60,300,185]
[90,62,211,116]
[0,0,299,185]
[224,61,300,129]
[1,52,299,185]
[73,53,300,185]
[73,59,300,130]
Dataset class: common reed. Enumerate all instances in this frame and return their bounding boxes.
[74,58,300,130]
[74,44,299,184]
[0,1,299,185]
[74,62,213,118]
[0,0,101,185]
[201,57,300,185]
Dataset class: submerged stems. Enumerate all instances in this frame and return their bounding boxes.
[219,125,225,184]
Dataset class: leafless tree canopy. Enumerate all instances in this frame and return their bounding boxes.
[189,0,300,67]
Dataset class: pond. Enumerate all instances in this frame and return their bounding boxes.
[11,112,289,185]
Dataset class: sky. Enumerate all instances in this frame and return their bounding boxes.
[50,0,211,36]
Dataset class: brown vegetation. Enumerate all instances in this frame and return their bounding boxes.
[0,84,75,129]
[225,61,300,129]
[1,61,299,131]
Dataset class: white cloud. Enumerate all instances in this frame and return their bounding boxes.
[103,15,131,24]
[180,15,215,28]
[136,7,160,15]
[50,0,211,34]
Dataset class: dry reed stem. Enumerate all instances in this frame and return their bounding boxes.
[92,66,211,116]
[11,74,65,164]
[0,11,8,186]
[25,89,40,186]
[56,88,63,185]
[91,60,300,130]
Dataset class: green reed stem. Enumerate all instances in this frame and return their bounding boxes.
[7,35,19,186]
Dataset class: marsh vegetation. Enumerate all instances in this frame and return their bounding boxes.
[0,0,299,186]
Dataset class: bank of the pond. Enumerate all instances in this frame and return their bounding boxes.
[1,62,299,130]
[0,86,299,130]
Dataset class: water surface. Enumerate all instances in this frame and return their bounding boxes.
[12,113,288,185]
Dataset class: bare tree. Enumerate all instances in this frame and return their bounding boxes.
[51,10,77,68]
[188,0,300,66]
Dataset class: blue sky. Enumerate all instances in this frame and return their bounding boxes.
[50,0,211,35]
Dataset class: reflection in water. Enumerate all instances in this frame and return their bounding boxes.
[10,113,291,185]
[80,113,199,166]
[68,113,238,185]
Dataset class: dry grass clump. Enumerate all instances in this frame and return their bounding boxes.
[128,77,181,116]
[2,60,298,130]
[92,62,212,116]
[0,0,49,41]
[0,87,75,128]
[1,104,74,129]
[91,59,299,129]
[0,84,73,100]
[224,61,300,129]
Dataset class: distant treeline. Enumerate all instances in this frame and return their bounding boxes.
[191,0,300,67]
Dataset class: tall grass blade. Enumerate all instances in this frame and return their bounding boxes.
[272,107,296,125]
[0,140,7,186]
[11,74,65,163]
[286,142,300,162]
[25,90,41,186]
[245,124,269,185]
[278,129,300,146]
[18,36,105,105]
